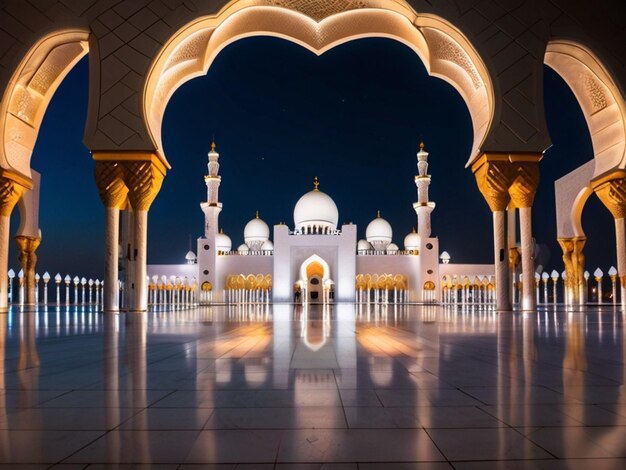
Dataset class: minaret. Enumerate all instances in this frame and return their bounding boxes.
[199,140,222,297]
[413,141,436,238]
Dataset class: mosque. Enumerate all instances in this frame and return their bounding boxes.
[148,140,448,304]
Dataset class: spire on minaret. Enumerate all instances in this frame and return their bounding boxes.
[377,210,381,218]
[255,210,259,219]
[313,176,319,191]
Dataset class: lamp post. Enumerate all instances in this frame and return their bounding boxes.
[541,272,549,304]
[42,272,50,306]
[535,272,540,306]
[18,269,24,306]
[609,266,618,305]
[55,273,61,306]
[95,279,100,306]
[64,275,71,306]
[88,279,94,304]
[561,270,567,305]
[73,276,80,305]
[594,268,603,304]
[35,273,40,305]
[584,271,590,304]
[8,268,14,304]
[551,270,559,304]
[80,277,86,305]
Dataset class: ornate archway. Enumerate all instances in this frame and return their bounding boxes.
[144,0,494,168]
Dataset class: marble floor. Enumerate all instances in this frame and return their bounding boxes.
[0,303,626,468]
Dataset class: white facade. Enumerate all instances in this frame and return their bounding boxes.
[147,141,468,304]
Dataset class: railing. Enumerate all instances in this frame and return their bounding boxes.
[220,250,273,256]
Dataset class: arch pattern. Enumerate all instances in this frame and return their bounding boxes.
[144,0,494,167]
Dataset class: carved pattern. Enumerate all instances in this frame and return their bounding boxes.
[165,30,212,69]
[508,162,540,208]
[595,178,626,219]
[29,62,63,96]
[124,161,165,211]
[0,177,27,217]
[94,161,128,209]
[430,36,481,89]
[558,237,586,305]
[582,73,608,113]
[473,161,512,212]
[267,0,368,21]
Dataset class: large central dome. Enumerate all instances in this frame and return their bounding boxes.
[293,177,339,234]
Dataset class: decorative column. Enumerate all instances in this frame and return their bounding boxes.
[94,161,128,313]
[14,235,40,308]
[0,172,29,311]
[123,158,166,313]
[558,237,586,305]
[472,157,512,311]
[594,176,626,308]
[508,158,541,311]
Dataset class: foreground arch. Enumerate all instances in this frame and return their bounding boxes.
[0,29,88,311]
[144,1,494,167]
[546,41,626,307]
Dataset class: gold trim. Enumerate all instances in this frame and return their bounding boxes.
[92,151,168,175]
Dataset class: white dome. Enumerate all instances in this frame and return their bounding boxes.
[185,250,196,261]
[357,239,371,251]
[244,212,270,250]
[261,239,274,251]
[386,243,399,254]
[216,230,232,252]
[366,212,392,251]
[404,228,420,251]
[237,243,249,254]
[293,177,338,233]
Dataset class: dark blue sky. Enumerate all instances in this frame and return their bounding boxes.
[11,37,614,279]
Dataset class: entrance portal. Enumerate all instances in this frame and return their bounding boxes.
[299,255,331,304]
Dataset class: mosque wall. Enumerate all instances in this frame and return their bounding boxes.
[147,263,196,279]
[273,224,357,303]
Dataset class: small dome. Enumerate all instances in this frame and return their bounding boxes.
[237,243,249,254]
[366,211,392,251]
[244,211,270,250]
[261,239,274,251]
[293,177,338,233]
[357,239,371,251]
[185,250,196,261]
[216,229,232,252]
[404,228,420,251]
[386,243,399,254]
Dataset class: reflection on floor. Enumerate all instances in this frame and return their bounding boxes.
[1,303,626,467]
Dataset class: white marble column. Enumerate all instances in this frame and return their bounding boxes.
[493,210,511,311]
[616,218,626,308]
[519,207,536,310]
[104,206,120,312]
[133,210,148,312]
[0,216,9,312]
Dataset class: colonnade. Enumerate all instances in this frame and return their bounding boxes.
[147,276,197,310]
[441,275,495,305]
[355,274,408,304]
[225,274,273,304]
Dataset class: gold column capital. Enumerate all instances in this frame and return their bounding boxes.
[558,236,586,304]
[472,156,512,212]
[0,169,32,217]
[122,158,166,211]
[93,152,166,211]
[14,235,41,254]
[94,161,128,209]
[508,159,541,209]
[593,176,626,219]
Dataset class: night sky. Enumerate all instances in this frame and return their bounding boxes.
[11,37,615,280]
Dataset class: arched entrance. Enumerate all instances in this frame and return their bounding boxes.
[299,255,331,304]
